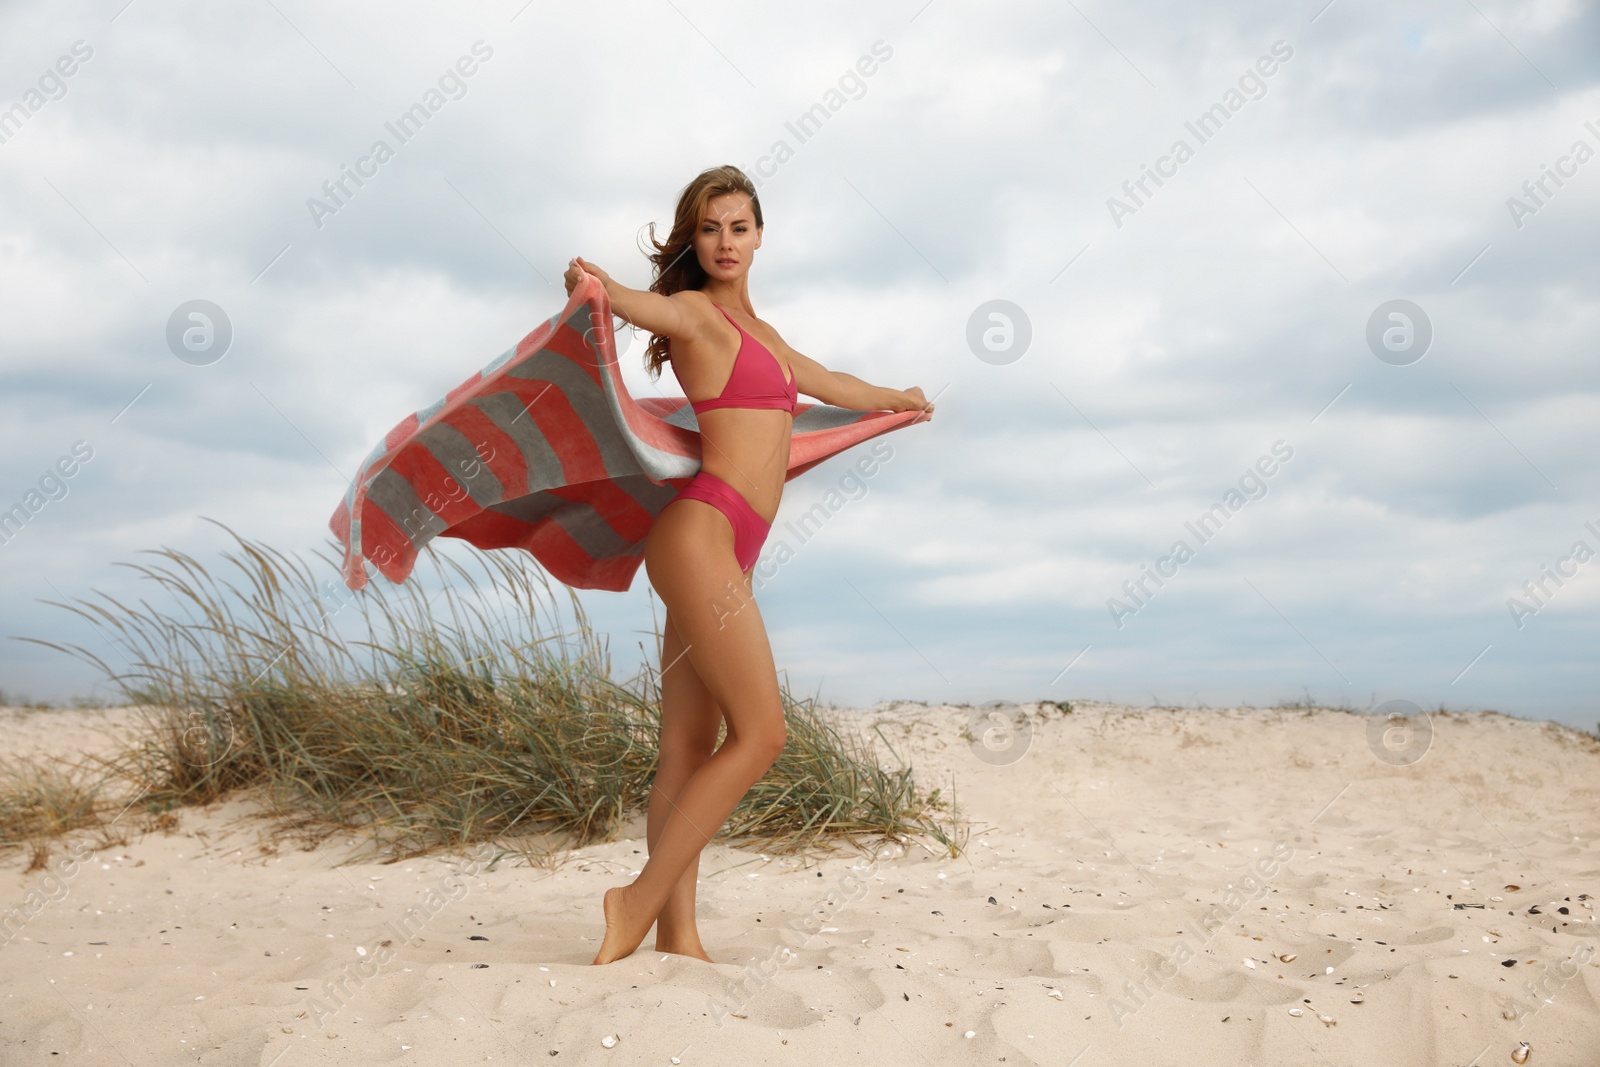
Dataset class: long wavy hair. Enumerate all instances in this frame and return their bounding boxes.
[639,165,764,380]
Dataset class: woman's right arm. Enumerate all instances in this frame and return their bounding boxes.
[564,257,703,341]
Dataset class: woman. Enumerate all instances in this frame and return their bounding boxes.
[562,165,932,965]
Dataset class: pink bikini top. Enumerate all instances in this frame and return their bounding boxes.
[688,303,797,416]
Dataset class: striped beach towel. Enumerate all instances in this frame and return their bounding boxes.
[330,270,930,592]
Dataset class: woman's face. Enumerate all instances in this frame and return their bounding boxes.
[695,192,761,281]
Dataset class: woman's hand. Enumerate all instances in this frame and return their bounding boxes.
[885,386,933,415]
[564,257,611,296]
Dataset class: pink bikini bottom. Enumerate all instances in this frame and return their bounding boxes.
[671,470,771,572]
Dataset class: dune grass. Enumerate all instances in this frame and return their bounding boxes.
[18,523,963,865]
[0,757,109,873]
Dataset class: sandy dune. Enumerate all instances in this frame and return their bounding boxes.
[2,701,1597,1065]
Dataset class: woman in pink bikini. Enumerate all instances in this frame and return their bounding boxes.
[563,165,932,965]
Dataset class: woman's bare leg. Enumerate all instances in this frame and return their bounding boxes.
[648,609,720,961]
[593,501,785,965]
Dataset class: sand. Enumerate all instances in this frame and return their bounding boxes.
[2,700,1597,1065]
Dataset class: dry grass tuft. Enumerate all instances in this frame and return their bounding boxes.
[21,523,962,864]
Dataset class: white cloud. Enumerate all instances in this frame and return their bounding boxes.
[1,0,1596,725]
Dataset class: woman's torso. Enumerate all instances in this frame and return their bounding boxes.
[670,300,794,525]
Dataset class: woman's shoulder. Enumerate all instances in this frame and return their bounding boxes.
[665,290,734,349]
[667,288,717,316]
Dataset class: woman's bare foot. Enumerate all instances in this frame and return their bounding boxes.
[654,936,713,963]
[592,885,656,965]
[652,894,713,962]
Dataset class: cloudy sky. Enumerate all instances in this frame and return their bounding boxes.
[2,0,1596,728]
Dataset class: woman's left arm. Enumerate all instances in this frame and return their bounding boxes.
[783,345,934,415]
